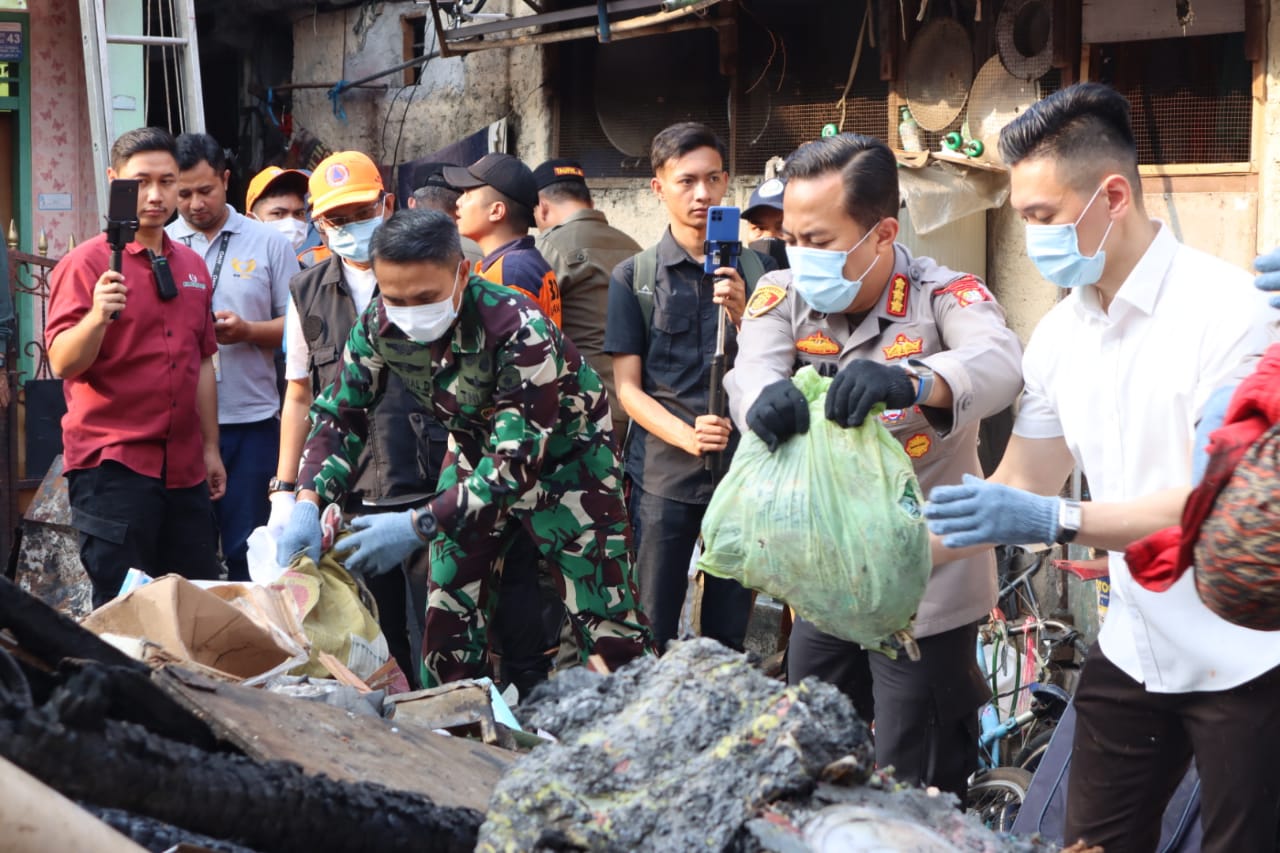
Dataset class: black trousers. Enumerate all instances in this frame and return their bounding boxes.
[66,461,222,608]
[492,526,563,696]
[631,488,752,652]
[787,618,989,800]
[1065,646,1280,853]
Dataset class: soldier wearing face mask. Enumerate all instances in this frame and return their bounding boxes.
[723,133,1023,801]
[277,208,655,688]
[273,150,449,688]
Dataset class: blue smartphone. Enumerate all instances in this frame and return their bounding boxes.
[704,205,742,275]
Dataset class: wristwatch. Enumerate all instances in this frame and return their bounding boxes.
[412,507,438,542]
[267,477,296,495]
[904,360,935,405]
[1056,499,1083,544]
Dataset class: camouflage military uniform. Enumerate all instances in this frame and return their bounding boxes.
[298,276,654,686]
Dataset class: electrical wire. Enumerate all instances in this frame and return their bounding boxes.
[388,22,439,197]
[835,3,872,131]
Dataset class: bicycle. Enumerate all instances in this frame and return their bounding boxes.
[964,546,1090,830]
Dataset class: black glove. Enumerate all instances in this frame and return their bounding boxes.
[747,379,811,452]
[825,359,916,427]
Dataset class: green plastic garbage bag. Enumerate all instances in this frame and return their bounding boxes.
[698,366,931,655]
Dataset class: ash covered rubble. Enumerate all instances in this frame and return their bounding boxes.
[480,638,1062,853]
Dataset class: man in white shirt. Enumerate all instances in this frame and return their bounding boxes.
[167,133,296,581]
[924,83,1280,851]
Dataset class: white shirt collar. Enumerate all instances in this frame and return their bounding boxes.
[1073,220,1175,321]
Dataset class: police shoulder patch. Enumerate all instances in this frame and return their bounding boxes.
[745,283,787,319]
[934,275,992,308]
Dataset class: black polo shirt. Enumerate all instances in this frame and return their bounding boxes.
[604,228,774,504]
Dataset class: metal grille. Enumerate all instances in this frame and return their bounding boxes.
[555,2,888,178]
[1098,33,1251,166]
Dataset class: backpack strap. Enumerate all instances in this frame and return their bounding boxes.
[739,247,765,293]
[631,243,660,341]
[631,244,765,342]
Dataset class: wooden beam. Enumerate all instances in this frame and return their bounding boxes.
[1082,0,1244,43]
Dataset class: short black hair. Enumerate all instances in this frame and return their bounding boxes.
[110,127,177,171]
[783,133,899,231]
[411,184,461,216]
[175,132,227,173]
[370,208,462,266]
[491,188,534,232]
[539,180,593,206]
[650,121,727,175]
[998,82,1139,190]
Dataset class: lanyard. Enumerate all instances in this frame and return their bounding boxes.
[182,231,232,291]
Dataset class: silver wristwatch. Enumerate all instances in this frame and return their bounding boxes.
[1056,499,1083,544]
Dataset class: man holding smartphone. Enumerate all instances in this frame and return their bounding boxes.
[604,122,774,653]
[45,127,224,607]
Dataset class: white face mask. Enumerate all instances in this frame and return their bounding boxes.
[384,264,463,344]
[268,216,309,250]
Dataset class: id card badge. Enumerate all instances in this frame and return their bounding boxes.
[212,350,222,382]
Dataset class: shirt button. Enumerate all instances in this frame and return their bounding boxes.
[166,330,173,337]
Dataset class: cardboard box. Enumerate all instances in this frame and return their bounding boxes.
[82,575,299,683]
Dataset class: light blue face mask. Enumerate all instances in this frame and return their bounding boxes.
[1024,183,1114,288]
[785,223,881,314]
[324,214,383,263]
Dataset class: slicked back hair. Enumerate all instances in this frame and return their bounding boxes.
[539,180,593,206]
[783,133,899,231]
[650,121,727,175]
[371,208,463,267]
[110,127,178,172]
[998,82,1140,192]
[175,132,227,173]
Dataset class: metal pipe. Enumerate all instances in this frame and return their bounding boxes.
[105,33,189,47]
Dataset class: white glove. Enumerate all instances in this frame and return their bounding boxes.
[267,490,297,538]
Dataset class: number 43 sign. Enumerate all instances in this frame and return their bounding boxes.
[0,22,21,62]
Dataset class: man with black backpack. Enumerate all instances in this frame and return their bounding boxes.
[604,122,775,653]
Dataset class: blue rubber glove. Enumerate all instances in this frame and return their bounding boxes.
[1255,247,1280,308]
[336,509,425,577]
[276,500,322,566]
[923,474,1060,549]
[1192,384,1236,486]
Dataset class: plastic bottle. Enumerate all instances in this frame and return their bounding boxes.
[898,108,922,153]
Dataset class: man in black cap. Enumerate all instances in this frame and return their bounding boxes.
[534,158,641,441]
[407,162,482,263]
[742,177,789,270]
[443,153,562,327]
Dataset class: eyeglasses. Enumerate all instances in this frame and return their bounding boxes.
[316,195,384,229]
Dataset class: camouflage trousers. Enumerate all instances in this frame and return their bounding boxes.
[419,442,656,688]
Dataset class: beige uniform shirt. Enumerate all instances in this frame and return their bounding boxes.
[538,208,642,437]
[725,244,1024,638]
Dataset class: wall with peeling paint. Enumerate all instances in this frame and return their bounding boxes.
[289,0,551,185]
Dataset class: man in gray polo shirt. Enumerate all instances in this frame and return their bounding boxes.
[168,133,296,580]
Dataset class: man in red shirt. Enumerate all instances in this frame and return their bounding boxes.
[45,127,225,607]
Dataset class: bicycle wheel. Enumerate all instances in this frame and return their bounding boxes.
[965,767,1033,832]
[1014,727,1056,774]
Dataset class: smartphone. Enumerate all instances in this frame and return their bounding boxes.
[704,205,742,275]
[107,179,139,232]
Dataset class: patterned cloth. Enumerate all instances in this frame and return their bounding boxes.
[1128,343,1280,629]
[297,276,654,685]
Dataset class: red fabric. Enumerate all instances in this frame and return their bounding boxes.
[1128,343,1280,591]
[45,233,217,488]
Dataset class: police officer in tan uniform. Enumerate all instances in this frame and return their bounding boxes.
[724,134,1023,799]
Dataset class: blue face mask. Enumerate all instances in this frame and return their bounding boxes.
[324,214,383,263]
[1024,184,1114,289]
[786,223,880,314]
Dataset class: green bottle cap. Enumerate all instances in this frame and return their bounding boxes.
[821,123,838,138]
